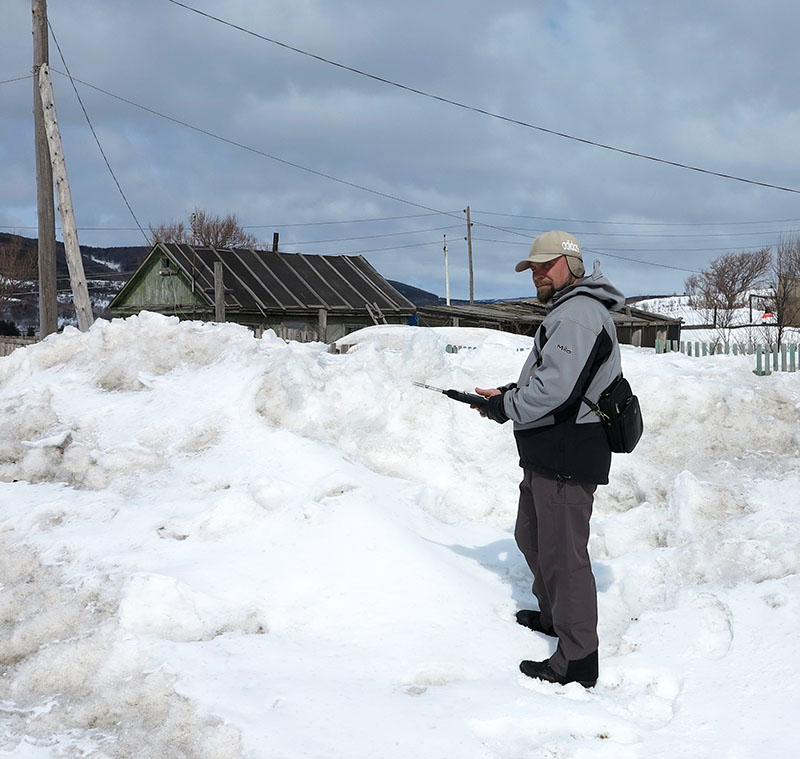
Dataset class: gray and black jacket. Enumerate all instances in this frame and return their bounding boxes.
[487,261,624,485]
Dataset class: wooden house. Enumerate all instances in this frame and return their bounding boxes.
[109,243,416,342]
[415,300,681,348]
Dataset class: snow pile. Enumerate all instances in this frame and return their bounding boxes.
[1,313,798,758]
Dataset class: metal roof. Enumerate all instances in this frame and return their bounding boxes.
[161,244,416,314]
[416,299,681,328]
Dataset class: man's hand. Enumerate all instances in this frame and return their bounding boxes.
[472,387,500,414]
[473,387,509,423]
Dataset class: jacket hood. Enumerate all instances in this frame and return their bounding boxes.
[549,259,626,312]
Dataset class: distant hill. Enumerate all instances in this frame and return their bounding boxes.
[0,233,149,332]
[0,233,147,278]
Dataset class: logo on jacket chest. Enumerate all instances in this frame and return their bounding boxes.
[557,344,572,354]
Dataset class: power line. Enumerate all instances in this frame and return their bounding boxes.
[470,237,700,273]
[0,75,33,85]
[48,69,527,240]
[0,212,461,233]
[164,0,800,195]
[325,239,446,256]
[483,224,793,239]
[581,248,700,274]
[47,23,149,244]
[474,210,800,227]
[472,235,775,254]
[243,212,458,227]
[49,70,460,220]
[284,224,462,245]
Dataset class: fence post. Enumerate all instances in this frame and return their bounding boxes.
[790,344,797,373]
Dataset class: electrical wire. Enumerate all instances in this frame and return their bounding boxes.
[0,212,461,232]
[48,69,528,240]
[479,225,794,239]
[243,212,458,227]
[49,69,462,222]
[473,210,800,227]
[581,248,700,274]
[471,236,775,255]
[0,75,33,85]
[283,224,462,245]
[47,23,149,244]
[322,239,446,256]
[164,0,800,195]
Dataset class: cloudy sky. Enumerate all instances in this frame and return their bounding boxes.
[3,0,800,299]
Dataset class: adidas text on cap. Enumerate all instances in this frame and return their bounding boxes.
[515,230,583,272]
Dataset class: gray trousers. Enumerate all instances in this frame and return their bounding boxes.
[514,469,598,675]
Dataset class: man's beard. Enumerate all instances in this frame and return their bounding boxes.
[536,282,555,304]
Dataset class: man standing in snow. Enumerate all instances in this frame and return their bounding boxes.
[474,230,624,689]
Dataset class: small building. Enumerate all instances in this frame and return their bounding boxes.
[109,243,416,342]
[416,300,680,348]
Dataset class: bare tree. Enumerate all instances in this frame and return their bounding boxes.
[148,220,189,245]
[685,248,772,343]
[149,208,259,249]
[765,233,800,347]
[0,235,37,314]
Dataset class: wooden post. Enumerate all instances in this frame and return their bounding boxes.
[37,63,94,332]
[214,261,225,321]
[32,0,57,336]
[465,205,474,304]
[443,234,450,306]
[318,308,328,342]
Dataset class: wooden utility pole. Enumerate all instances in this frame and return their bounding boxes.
[443,234,451,305]
[214,261,226,321]
[32,0,57,336]
[38,63,94,331]
[465,205,474,303]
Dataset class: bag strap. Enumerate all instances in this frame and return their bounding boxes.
[581,393,609,423]
[582,371,625,423]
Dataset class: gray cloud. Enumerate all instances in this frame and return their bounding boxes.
[2,0,799,300]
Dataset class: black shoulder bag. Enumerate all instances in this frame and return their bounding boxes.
[582,375,643,453]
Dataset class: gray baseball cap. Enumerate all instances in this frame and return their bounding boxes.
[515,230,584,273]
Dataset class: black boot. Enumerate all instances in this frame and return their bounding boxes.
[515,609,557,637]
[519,650,598,688]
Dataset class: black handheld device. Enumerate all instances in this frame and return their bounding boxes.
[413,382,487,407]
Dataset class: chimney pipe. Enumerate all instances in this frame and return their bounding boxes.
[272,232,279,252]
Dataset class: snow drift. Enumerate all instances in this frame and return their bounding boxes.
[0,313,798,758]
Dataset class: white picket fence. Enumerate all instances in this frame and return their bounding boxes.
[654,338,799,374]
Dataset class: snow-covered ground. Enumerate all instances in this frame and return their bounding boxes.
[1,313,798,758]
